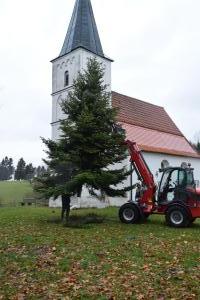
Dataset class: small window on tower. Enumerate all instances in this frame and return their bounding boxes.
[64,71,69,86]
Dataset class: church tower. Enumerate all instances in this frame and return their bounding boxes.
[51,0,112,140]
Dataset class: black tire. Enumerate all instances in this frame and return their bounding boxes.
[190,217,196,224]
[143,213,150,219]
[165,205,190,228]
[119,203,141,224]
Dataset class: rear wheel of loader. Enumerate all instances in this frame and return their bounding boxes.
[119,203,141,224]
[165,205,190,228]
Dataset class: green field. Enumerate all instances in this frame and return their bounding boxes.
[0,181,33,206]
[0,207,199,299]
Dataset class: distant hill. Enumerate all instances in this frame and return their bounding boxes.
[0,181,34,206]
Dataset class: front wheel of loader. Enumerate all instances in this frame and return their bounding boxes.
[119,203,141,224]
[165,205,190,228]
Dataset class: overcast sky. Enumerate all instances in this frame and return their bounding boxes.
[0,0,200,166]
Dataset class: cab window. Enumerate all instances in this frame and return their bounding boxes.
[170,170,178,186]
[186,170,194,186]
[178,170,186,186]
[159,170,170,193]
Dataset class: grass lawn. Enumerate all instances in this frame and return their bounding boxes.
[0,181,33,206]
[0,207,199,299]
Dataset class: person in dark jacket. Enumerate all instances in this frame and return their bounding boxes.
[61,194,71,222]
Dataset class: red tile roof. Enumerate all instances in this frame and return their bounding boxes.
[111,91,199,158]
[121,123,199,158]
[112,91,183,136]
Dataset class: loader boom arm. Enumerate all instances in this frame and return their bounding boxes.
[125,140,156,210]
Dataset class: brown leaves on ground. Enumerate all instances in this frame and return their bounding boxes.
[0,207,199,299]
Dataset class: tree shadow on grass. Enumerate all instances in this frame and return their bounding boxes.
[65,214,105,228]
[46,213,107,229]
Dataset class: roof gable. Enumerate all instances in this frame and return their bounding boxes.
[112,91,182,136]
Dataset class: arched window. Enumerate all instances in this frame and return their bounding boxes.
[64,71,69,86]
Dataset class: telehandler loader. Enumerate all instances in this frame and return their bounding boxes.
[119,140,200,227]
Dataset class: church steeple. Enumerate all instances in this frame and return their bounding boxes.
[60,0,104,57]
[51,0,112,142]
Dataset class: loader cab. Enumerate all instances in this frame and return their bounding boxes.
[157,167,195,204]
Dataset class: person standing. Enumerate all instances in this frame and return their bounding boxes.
[61,194,71,222]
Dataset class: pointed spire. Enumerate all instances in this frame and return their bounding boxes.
[60,0,104,57]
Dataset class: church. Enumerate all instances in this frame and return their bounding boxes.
[50,0,200,208]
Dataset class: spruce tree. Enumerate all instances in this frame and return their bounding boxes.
[25,163,35,180]
[15,158,26,180]
[36,166,47,177]
[35,58,130,202]
[0,157,14,181]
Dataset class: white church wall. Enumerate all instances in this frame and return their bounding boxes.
[52,90,69,124]
[51,123,61,141]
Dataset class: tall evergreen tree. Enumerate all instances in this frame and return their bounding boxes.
[0,157,14,180]
[36,166,47,177]
[25,163,35,180]
[35,58,130,204]
[0,162,6,181]
[8,158,14,178]
[15,158,26,180]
